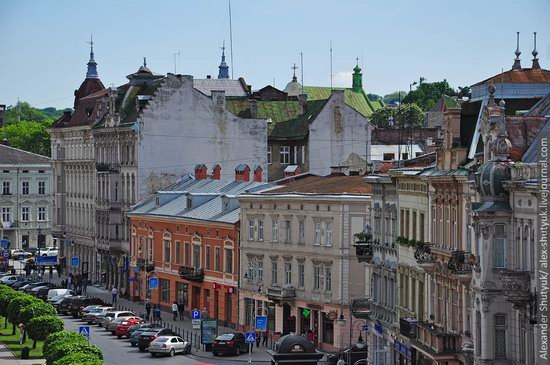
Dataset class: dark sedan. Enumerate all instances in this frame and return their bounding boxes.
[138,328,174,352]
[128,324,164,346]
[10,280,34,289]
[30,285,57,300]
[212,332,247,356]
[19,281,49,293]
[68,297,105,318]
[57,296,81,314]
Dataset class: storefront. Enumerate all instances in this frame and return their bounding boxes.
[393,339,415,365]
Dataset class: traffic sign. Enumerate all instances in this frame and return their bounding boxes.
[36,256,58,266]
[127,277,134,282]
[2,251,9,259]
[191,309,201,320]
[192,319,201,330]
[71,257,80,267]
[79,326,90,338]
[149,277,158,289]
[363,324,369,331]
[245,331,257,344]
[0,240,9,248]
[255,315,267,331]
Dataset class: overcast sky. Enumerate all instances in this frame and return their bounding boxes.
[1,0,549,109]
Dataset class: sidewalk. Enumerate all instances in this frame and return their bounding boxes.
[0,343,45,365]
[47,275,274,363]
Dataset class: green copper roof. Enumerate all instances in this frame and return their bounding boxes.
[302,86,382,117]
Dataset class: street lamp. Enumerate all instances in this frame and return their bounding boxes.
[336,311,347,327]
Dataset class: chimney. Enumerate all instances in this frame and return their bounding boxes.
[194,164,207,180]
[0,104,5,127]
[250,100,258,118]
[298,94,308,114]
[330,89,345,106]
[443,107,461,149]
[253,165,263,182]
[235,164,250,181]
[212,164,221,180]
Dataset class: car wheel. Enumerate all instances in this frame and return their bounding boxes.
[111,331,116,335]
[138,346,145,352]
[186,346,191,354]
[72,314,78,319]
[235,347,240,356]
[131,343,136,347]
[151,353,156,357]
[42,254,47,257]
[169,348,175,357]
[117,334,122,339]
[87,321,93,325]
[212,351,218,356]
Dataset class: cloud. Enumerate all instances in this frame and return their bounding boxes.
[332,71,352,88]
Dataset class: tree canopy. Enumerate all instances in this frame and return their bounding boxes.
[383,91,408,105]
[369,103,424,129]
[401,79,455,111]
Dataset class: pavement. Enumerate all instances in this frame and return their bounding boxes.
[0,343,45,365]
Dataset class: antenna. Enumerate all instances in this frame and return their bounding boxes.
[173,51,180,74]
[300,52,304,94]
[17,97,21,123]
[229,0,234,79]
[330,40,333,90]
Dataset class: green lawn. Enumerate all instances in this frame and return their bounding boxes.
[0,316,44,359]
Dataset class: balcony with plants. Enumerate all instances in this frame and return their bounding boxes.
[414,242,435,272]
[178,265,204,282]
[353,230,373,263]
[447,251,477,282]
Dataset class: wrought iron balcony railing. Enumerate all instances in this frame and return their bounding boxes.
[414,243,435,271]
[351,298,372,319]
[266,285,296,302]
[178,266,204,282]
[399,317,417,339]
[447,251,476,282]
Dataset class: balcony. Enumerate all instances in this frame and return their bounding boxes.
[351,298,372,319]
[399,317,417,339]
[500,270,531,305]
[137,259,155,273]
[414,243,435,272]
[178,266,204,282]
[413,321,462,356]
[353,231,373,263]
[266,285,296,302]
[447,251,476,283]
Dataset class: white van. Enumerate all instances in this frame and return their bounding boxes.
[47,288,75,301]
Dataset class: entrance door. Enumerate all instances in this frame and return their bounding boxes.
[300,307,311,335]
[225,293,232,323]
[192,286,201,310]
[22,235,29,249]
[282,304,295,335]
[214,290,219,319]
[38,234,46,249]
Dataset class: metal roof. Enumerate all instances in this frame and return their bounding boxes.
[193,79,248,97]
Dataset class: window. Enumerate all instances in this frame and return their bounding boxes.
[301,146,305,164]
[419,213,425,242]
[248,219,255,240]
[205,245,211,269]
[293,146,298,164]
[285,262,292,285]
[325,222,332,246]
[192,244,201,268]
[383,153,394,161]
[2,181,10,195]
[1,207,11,222]
[314,222,321,245]
[494,314,507,359]
[451,290,457,331]
[224,249,233,273]
[163,239,171,263]
[298,263,304,287]
[494,224,507,268]
[298,220,305,244]
[412,211,417,240]
[314,265,323,290]
[258,260,264,281]
[38,181,46,195]
[267,146,272,164]
[159,279,170,303]
[325,267,332,291]
[322,313,334,344]
[283,220,291,243]
[271,260,278,285]
[184,242,190,265]
[476,311,482,356]
[115,181,119,202]
[258,220,264,241]
[22,181,29,195]
[21,207,29,222]
[271,220,278,242]
[175,241,181,264]
[437,285,443,324]
[215,247,221,271]
[279,146,290,164]
[37,206,46,221]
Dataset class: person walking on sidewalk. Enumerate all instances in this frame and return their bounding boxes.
[82,278,88,295]
[171,302,178,321]
[145,299,151,321]
[111,287,118,304]
[177,300,185,320]
[201,307,209,320]
[262,330,269,347]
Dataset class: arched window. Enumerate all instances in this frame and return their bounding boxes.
[494,313,507,359]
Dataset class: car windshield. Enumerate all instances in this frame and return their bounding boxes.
[152,336,170,342]
[216,334,235,340]
[104,312,115,317]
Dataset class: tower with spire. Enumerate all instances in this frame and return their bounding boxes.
[512,32,522,70]
[352,58,363,92]
[218,41,230,79]
[86,35,99,79]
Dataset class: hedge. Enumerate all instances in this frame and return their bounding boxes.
[53,352,103,365]
[43,331,88,362]
[45,341,102,365]
[19,301,57,326]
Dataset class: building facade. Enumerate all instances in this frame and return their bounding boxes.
[238,174,372,352]
[0,144,53,251]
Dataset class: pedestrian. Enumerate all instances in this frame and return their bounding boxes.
[262,330,268,347]
[145,299,151,321]
[154,304,161,321]
[177,300,185,320]
[172,301,178,321]
[18,323,25,345]
[82,278,88,295]
[56,264,61,278]
[111,287,118,304]
[49,265,53,278]
[201,307,209,320]
[256,331,260,348]
[307,330,315,345]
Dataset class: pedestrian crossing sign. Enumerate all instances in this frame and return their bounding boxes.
[79,326,90,338]
[245,331,256,344]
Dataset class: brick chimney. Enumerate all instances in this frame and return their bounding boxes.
[194,164,207,180]
[235,164,250,181]
[212,164,221,180]
[253,165,263,182]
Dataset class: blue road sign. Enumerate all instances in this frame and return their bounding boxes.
[245,332,257,344]
[79,326,90,338]
[149,277,158,289]
[191,309,201,320]
[127,277,134,282]
[0,240,9,248]
[36,256,58,266]
[363,324,369,331]
[255,315,267,331]
[2,251,8,259]
[71,257,80,267]
[133,266,140,273]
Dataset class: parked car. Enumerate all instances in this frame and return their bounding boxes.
[138,328,175,352]
[212,333,247,356]
[115,318,145,338]
[11,279,33,289]
[68,297,105,318]
[0,275,21,285]
[128,323,164,345]
[57,296,81,314]
[106,315,142,334]
[83,306,114,325]
[149,336,191,357]
[100,311,136,329]
[31,285,57,300]
[41,247,58,257]
[19,282,49,293]
[47,288,75,301]
[47,290,76,303]
[10,249,32,259]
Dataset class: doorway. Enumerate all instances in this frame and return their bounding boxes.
[192,286,201,310]
[282,304,295,335]
[22,235,29,249]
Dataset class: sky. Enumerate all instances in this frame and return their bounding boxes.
[1,0,549,110]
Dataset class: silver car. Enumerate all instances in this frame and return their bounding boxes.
[84,306,114,325]
[149,336,191,357]
[101,311,135,328]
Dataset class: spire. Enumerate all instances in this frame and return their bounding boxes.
[218,40,229,79]
[291,63,298,82]
[352,58,362,92]
[143,57,147,68]
[532,32,540,69]
[512,32,522,70]
[86,35,99,79]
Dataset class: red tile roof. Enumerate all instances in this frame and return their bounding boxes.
[269,174,372,194]
[473,68,550,86]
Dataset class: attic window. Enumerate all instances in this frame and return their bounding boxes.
[85,107,93,117]
[383,153,395,161]
[155,197,160,206]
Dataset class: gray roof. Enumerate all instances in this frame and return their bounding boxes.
[0,144,51,165]
[522,94,550,163]
[129,175,272,224]
[193,79,248,97]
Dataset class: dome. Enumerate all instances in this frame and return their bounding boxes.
[284,80,302,96]
[353,64,361,73]
[475,160,511,199]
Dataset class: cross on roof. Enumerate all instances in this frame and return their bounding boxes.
[87,35,94,51]
[292,63,298,77]
[356,57,359,66]
[221,40,226,53]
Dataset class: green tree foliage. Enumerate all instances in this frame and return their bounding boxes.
[44,331,85,356]
[402,79,455,111]
[383,91,407,105]
[19,301,57,326]
[27,315,64,349]
[369,103,424,129]
[7,295,37,334]
[0,286,18,327]
[53,352,104,365]
[367,93,383,101]
[45,335,102,365]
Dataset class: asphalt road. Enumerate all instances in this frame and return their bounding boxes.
[60,315,269,365]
